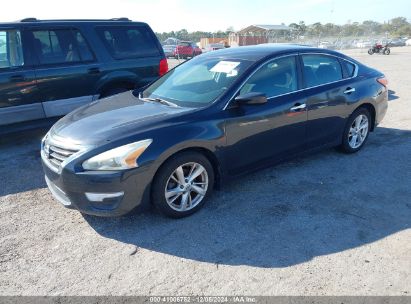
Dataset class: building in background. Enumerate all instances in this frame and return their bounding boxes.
[229,24,291,46]
[199,37,229,49]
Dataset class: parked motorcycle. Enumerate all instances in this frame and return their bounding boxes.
[368,43,390,55]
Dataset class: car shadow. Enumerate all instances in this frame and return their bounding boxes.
[388,89,399,101]
[0,128,48,196]
[85,126,411,268]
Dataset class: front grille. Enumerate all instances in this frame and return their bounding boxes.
[43,139,80,171]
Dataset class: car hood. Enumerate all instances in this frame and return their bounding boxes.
[50,91,192,146]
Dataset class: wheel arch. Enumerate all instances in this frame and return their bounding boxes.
[152,146,222,191]
[98,80,136,98]
[95,71,142,98]
[354,103,376,131]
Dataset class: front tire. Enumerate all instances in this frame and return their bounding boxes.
[368,49,374,55]
[152,152,214,218]
[340,108,371,153]
[384,48,390,55]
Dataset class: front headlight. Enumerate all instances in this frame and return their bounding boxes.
[82,139,152,171]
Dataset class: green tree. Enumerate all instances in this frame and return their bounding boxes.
[362,20,381,35]
[389,17,410,36]
[390,17,408,28]
[288,22,300,39]
[308,22,323,39]
[298,21,307,35]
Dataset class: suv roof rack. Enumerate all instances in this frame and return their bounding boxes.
[20,18,38,22]
[110,18,131,21]
[19,17,131,22]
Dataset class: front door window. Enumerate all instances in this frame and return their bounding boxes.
[239,56,298,99]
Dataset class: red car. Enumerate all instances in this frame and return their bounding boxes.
[173,41,202,58]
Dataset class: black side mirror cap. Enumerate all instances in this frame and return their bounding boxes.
[235,92,267,105]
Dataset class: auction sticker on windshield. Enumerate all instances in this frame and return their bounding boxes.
[210,61,240,73]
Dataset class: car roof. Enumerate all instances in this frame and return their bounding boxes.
[201,43,348,61]
[0,18,147,26]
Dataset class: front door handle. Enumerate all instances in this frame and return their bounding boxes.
[344,87,356,94]
[290,103,306,111]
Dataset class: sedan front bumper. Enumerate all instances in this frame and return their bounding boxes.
[41,158,153,216]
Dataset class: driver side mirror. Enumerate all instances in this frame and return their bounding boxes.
[235,92,267,105]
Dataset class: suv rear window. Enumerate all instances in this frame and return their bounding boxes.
[96,26,160,59]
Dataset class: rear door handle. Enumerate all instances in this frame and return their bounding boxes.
[9,75,25,82]
[290,103,306,111]
[344,87,356,94]
[88,67,101,75]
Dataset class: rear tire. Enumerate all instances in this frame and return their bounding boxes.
[152,152,214,218]
[384,48,390,55]
[339,108,371,153]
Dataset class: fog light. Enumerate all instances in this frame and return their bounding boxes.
[85,192,124,202]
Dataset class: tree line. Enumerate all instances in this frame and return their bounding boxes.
[156,17,410,42]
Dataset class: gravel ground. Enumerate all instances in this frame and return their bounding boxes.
[0,47,410,296]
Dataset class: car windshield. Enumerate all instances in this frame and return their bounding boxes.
[142,57,253,108]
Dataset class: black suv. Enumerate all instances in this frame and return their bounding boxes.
[0,18,167,131]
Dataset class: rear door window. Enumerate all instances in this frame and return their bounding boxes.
[96,26,160,59]
[0,29,24,68]
[31,29,94,65]
[302,54,343,87]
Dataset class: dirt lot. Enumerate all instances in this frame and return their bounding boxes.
[0,47,410,296]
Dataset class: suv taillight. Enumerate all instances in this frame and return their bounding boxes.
[377,76,388,87]
[159,58,168,77]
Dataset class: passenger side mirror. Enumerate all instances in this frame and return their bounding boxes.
[235,92,267,105]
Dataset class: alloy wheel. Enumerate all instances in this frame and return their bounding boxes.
[164,162,209,212]
[348,114,369,149]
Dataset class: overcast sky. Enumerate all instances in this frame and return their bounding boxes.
[2,0,410,32]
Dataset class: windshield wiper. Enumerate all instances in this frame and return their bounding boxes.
[141,97,180,108]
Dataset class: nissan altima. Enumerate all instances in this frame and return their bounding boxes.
[41,44,388,218]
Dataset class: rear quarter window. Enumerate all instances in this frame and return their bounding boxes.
[96,25,160,59]
[342,60,356,78]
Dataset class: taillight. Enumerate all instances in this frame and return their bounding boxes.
[377,76,388,87]
[159,58,168,77]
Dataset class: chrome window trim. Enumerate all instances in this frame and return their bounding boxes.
[223,52,359,110]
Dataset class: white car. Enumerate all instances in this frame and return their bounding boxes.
[318,41,331,49]
[406,39,411,46]
[203,43,225,53]
[356,40,374,48]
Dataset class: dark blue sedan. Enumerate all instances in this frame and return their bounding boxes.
[41,44,388,218]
